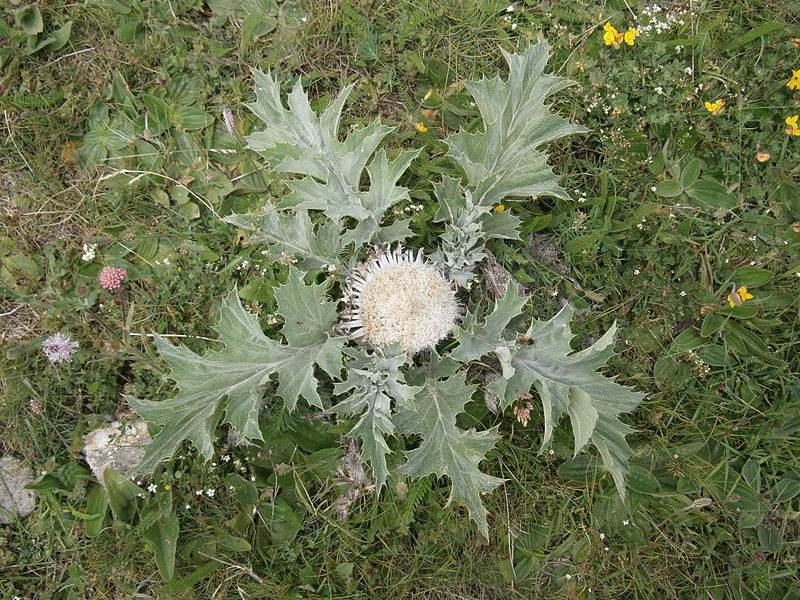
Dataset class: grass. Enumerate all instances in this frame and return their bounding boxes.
[1,0,799,598]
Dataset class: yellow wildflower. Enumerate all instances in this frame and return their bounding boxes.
[704,99,725,115]
[414,122,428,133]
[755,152,771,163]
[494,204,505,212]
[787,70,800,90]
[726,285,754,308]
[624,29,639,46]
[603,23,623,48]
[785,115,800,136]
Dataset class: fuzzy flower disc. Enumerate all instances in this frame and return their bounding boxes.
[342,247,458,354]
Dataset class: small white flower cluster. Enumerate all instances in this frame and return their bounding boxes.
[155,257,170,266]
[81,243,98,262]
[403,203,424,213]
[573,189,588,203]
[502,4,520,29]
[236,259,250,271]
[635,4,693,35]
[279,252,298,265]
[686,350,712,378]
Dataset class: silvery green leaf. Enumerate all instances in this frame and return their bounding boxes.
[243,71,418,238]
[451,282,527,375]
[340,149,421,246]
[454,284,644,498]
[478,209,520,240]
[333,349,419,492]
[497,306,643,496]
[429,176,520,287]
[128,287,343,476]
[373,218,414,244]
[223,205,340,269]
[275,266,338,347]
[446,40,587,207]
[394,373,504,538]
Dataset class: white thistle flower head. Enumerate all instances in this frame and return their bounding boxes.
[341,245,459,354]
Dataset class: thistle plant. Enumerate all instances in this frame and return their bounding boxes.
[127,40,645,537]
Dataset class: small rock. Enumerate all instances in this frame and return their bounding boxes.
[82,420,152,484]
[0,457,36,524]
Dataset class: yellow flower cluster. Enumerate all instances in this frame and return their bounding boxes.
[704,99,725,115]
[603,23,638,48]
[727,285,754,308]
[787,70,800,90]
[786,115,800,136]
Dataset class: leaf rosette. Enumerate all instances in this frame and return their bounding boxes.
[128,40,643,537]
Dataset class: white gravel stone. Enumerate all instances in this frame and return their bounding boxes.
[0,457,36,524]
[82,420,152,484]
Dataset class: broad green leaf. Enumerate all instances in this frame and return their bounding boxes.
[653,180,683,198]
[127,284,343,476]
[679,159,701,188]
[141,94,172,134]
[394,374,504,537]
[142,504,179,581]
[731,267,771,288]
[685,177,737,210]
[84,484,108,536]
[773,477,800,503]
[173,106,213,130]
[446,41,587,207]
[258,499,302,545]
[103,469,142,524]
[333,349,420,492]
[14,5,43,35]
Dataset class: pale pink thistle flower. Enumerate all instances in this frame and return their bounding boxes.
[42,333,79,363]
[99,266,127,290]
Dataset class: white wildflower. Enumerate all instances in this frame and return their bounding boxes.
[81,243,98,261]
[340,245,459,354]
